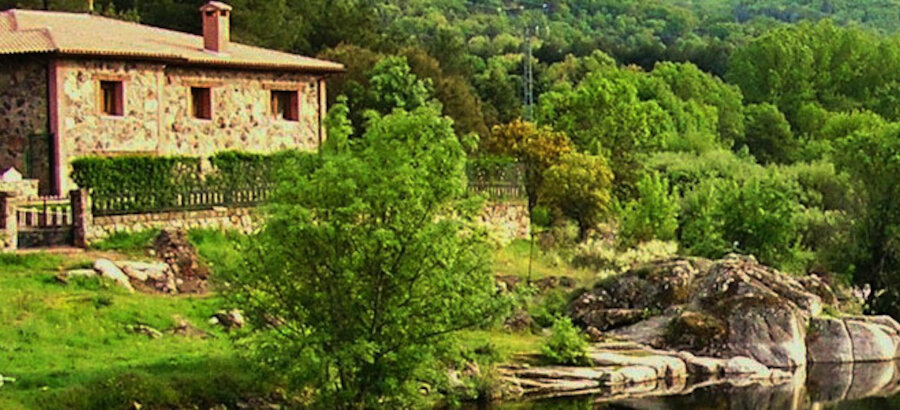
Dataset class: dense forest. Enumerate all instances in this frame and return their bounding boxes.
[7,0,900,314]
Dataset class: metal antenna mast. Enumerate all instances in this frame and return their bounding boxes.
[465,2,550,122]
[523,26,535,122]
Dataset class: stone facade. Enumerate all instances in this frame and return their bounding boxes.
[480,200,530,244]
[57,58,324,192]
[86,207,258,244]
[0,56,52,193]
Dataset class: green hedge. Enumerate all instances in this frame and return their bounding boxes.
[72,150,319,214]
[72,155,201,196]
[209,150,320,187]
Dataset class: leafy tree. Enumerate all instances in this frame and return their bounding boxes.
[619,172,681,246]
[539,153,614,241]
[539,71,672,197]
[366,56,433,115]
[741,103,797,164]
[680,174,804,268]
[481,120,573,210]
[222,106,502,408]
[650,61,745,146]
[834,124,900,316]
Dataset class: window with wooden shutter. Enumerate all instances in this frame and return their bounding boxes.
[191,87,212,119]
[99,80,124,116]
[271,90,299,121]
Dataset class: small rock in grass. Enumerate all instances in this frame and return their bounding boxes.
[130,324,162,339]
[94,259,134,293]
[210,309,245,331]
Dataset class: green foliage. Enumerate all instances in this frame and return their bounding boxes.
[366,55,434,114]
[221,106,505,408]
[71,155,201,207]
[540,71,672,196]
[619,173,681,246]
[73,151,319,214]
[540,317,589,366]
[539,153,615,241]
[482,120,573,209]
[741,103,797,164]
[89,230,160,255]
[680,174,805,269]
[833,124,900,316]
[208,150,319,187]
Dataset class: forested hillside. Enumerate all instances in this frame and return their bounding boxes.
[7,0,900,316]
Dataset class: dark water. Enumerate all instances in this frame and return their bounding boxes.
[491,361,900,409]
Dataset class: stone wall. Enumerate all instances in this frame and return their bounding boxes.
[57,58,322,192]
[480,200,530,244]
[0,56,51,192]
[87,207,258,244]
[0,192,17,252]
[84,200,527,246]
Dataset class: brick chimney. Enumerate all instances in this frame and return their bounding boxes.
[200,1,232,53]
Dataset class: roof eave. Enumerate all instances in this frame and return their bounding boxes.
[48,50,346,74]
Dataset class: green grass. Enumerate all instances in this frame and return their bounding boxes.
[0,236,565,408]
[89,229,160,257]
[493,239,594,285]
[0,251,263,409]
[188,229,244,273]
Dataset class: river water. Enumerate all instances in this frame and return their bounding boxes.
[492,361,900,409]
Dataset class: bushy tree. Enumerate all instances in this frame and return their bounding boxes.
[680,174,805,269]
[741,103,797,164]
[222,106,502,408]
[481,120,573,210]
[539,71,672,197]
[834,125,900,316]
[619,172,681,246]
[367,56,434,115]
[539,153,614,241]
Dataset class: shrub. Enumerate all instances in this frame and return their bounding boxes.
[540,317,589,365]
[618,172,680,246]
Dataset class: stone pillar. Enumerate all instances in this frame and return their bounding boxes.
[0,191,18,252]
[71,189,92,248]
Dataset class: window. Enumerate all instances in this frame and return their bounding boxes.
[99,80,124,116]
[191,87,212,119]
[271,90,299,121]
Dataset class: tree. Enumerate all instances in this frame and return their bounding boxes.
[481,120,573,211]
[834,124,900,317]
[619,172,681,246]
[679,174,804,269]
[366,56,433,115]
[222,105,502,408]
[539,152,614,241]
[741,103,797,164]
[539,71,672,198]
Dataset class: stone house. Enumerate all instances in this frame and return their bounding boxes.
[0,1,343,196]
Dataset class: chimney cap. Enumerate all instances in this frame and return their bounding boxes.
[199,1,232,12]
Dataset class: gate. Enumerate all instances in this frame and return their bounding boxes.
[16,196,74,248]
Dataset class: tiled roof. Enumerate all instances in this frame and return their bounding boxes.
[0,9,344,72]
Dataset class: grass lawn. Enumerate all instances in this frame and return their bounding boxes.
[493,239,595,286]
[0,251,261,409]
[0,234,576,408]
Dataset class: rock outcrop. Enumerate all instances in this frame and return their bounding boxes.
[569,254,900,368]
[60,230,210,295]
